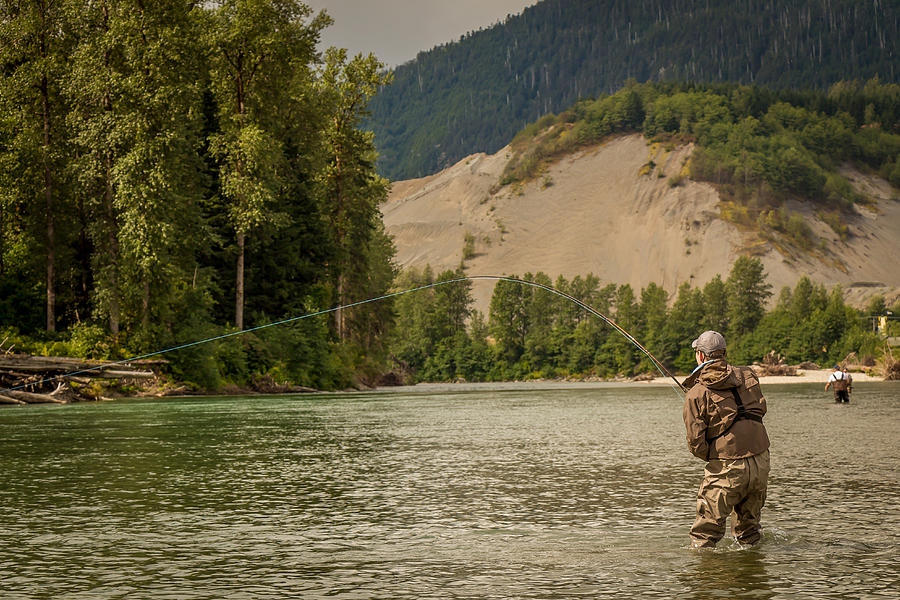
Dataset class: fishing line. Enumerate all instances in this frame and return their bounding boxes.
[1,275,685,397]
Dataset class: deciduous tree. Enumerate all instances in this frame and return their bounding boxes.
[206,0,328,330]
[0,0,72,331]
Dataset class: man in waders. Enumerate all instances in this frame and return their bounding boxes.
[825,365,852,403]
[682,330,770,548]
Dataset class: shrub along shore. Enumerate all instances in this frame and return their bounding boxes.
[0,355,889,407]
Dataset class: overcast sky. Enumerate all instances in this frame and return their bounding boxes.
[305,0,538,67]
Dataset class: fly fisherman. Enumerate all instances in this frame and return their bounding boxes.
[682,331,770,548]
[825,365,852,403]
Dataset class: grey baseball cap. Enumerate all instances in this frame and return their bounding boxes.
[691,330,726,354]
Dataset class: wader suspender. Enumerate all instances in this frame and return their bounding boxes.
[833,372,849,392]
[706,387,764,446]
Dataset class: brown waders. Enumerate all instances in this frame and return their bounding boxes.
[690,449,770,548]
[832,375,851,403]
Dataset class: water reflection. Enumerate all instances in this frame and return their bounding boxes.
[678,547,772,600]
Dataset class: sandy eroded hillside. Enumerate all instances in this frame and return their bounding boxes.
[382,134,900,313]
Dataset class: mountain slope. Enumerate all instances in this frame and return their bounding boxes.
[382,134,900,313]
[370,0,900,180]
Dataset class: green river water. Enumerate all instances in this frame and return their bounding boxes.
[1,381,898,599]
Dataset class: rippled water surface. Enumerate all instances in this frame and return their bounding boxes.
[1,382,898,599]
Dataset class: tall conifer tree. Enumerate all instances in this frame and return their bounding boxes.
[317,48,392,341]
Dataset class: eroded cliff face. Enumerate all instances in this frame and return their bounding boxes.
[383,134,900,312]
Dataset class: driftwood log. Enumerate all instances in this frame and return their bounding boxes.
[0,354,161,405]
[884,345,900,381]
[751,351,798,376]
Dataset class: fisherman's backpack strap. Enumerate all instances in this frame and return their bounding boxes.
[706,387,763,444]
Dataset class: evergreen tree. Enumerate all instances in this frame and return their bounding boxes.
[433,267,472,337]
[701,275,729,334]
[820,287,849,360]
[316,47,392,341]
[725,256,772,339]
[638,281,669,370]
[666,282,705,372]
[489,275,530,365]
[522,271,557,370]
[389,266,436,374]
[606,284,639,375]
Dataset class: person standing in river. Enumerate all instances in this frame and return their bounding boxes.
[682,330,771,548]
[825,365,852,403]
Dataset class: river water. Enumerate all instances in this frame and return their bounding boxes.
[1,382,898,599]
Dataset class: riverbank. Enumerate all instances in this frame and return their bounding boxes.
[368,368,890,395]
[642,367,884,386]
[0,354,318,405]
[2,352,890,405]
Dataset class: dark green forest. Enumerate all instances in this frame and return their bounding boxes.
[369,0,900,180]
[388,259,897,383]
[1,0,395,390]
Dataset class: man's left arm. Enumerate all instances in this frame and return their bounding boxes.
[683,392,710,460]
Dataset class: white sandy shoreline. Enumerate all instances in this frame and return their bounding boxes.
[637,368,885,386]
[373,369,891,393]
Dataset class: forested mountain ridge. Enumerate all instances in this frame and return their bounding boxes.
[369,0,900,180]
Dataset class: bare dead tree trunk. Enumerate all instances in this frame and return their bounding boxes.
[332,127,345,341]
[43,75,56,332]
[105,154,120,338]
[235,229,245,330]
[142,277,150,329]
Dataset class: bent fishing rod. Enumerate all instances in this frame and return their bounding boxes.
[1,275,686,395]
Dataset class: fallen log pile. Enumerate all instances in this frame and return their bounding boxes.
[751,351,798,376]
[0,354,162,405]
[883,346,900,381]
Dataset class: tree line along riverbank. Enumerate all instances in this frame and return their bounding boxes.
[3,256,898,399]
